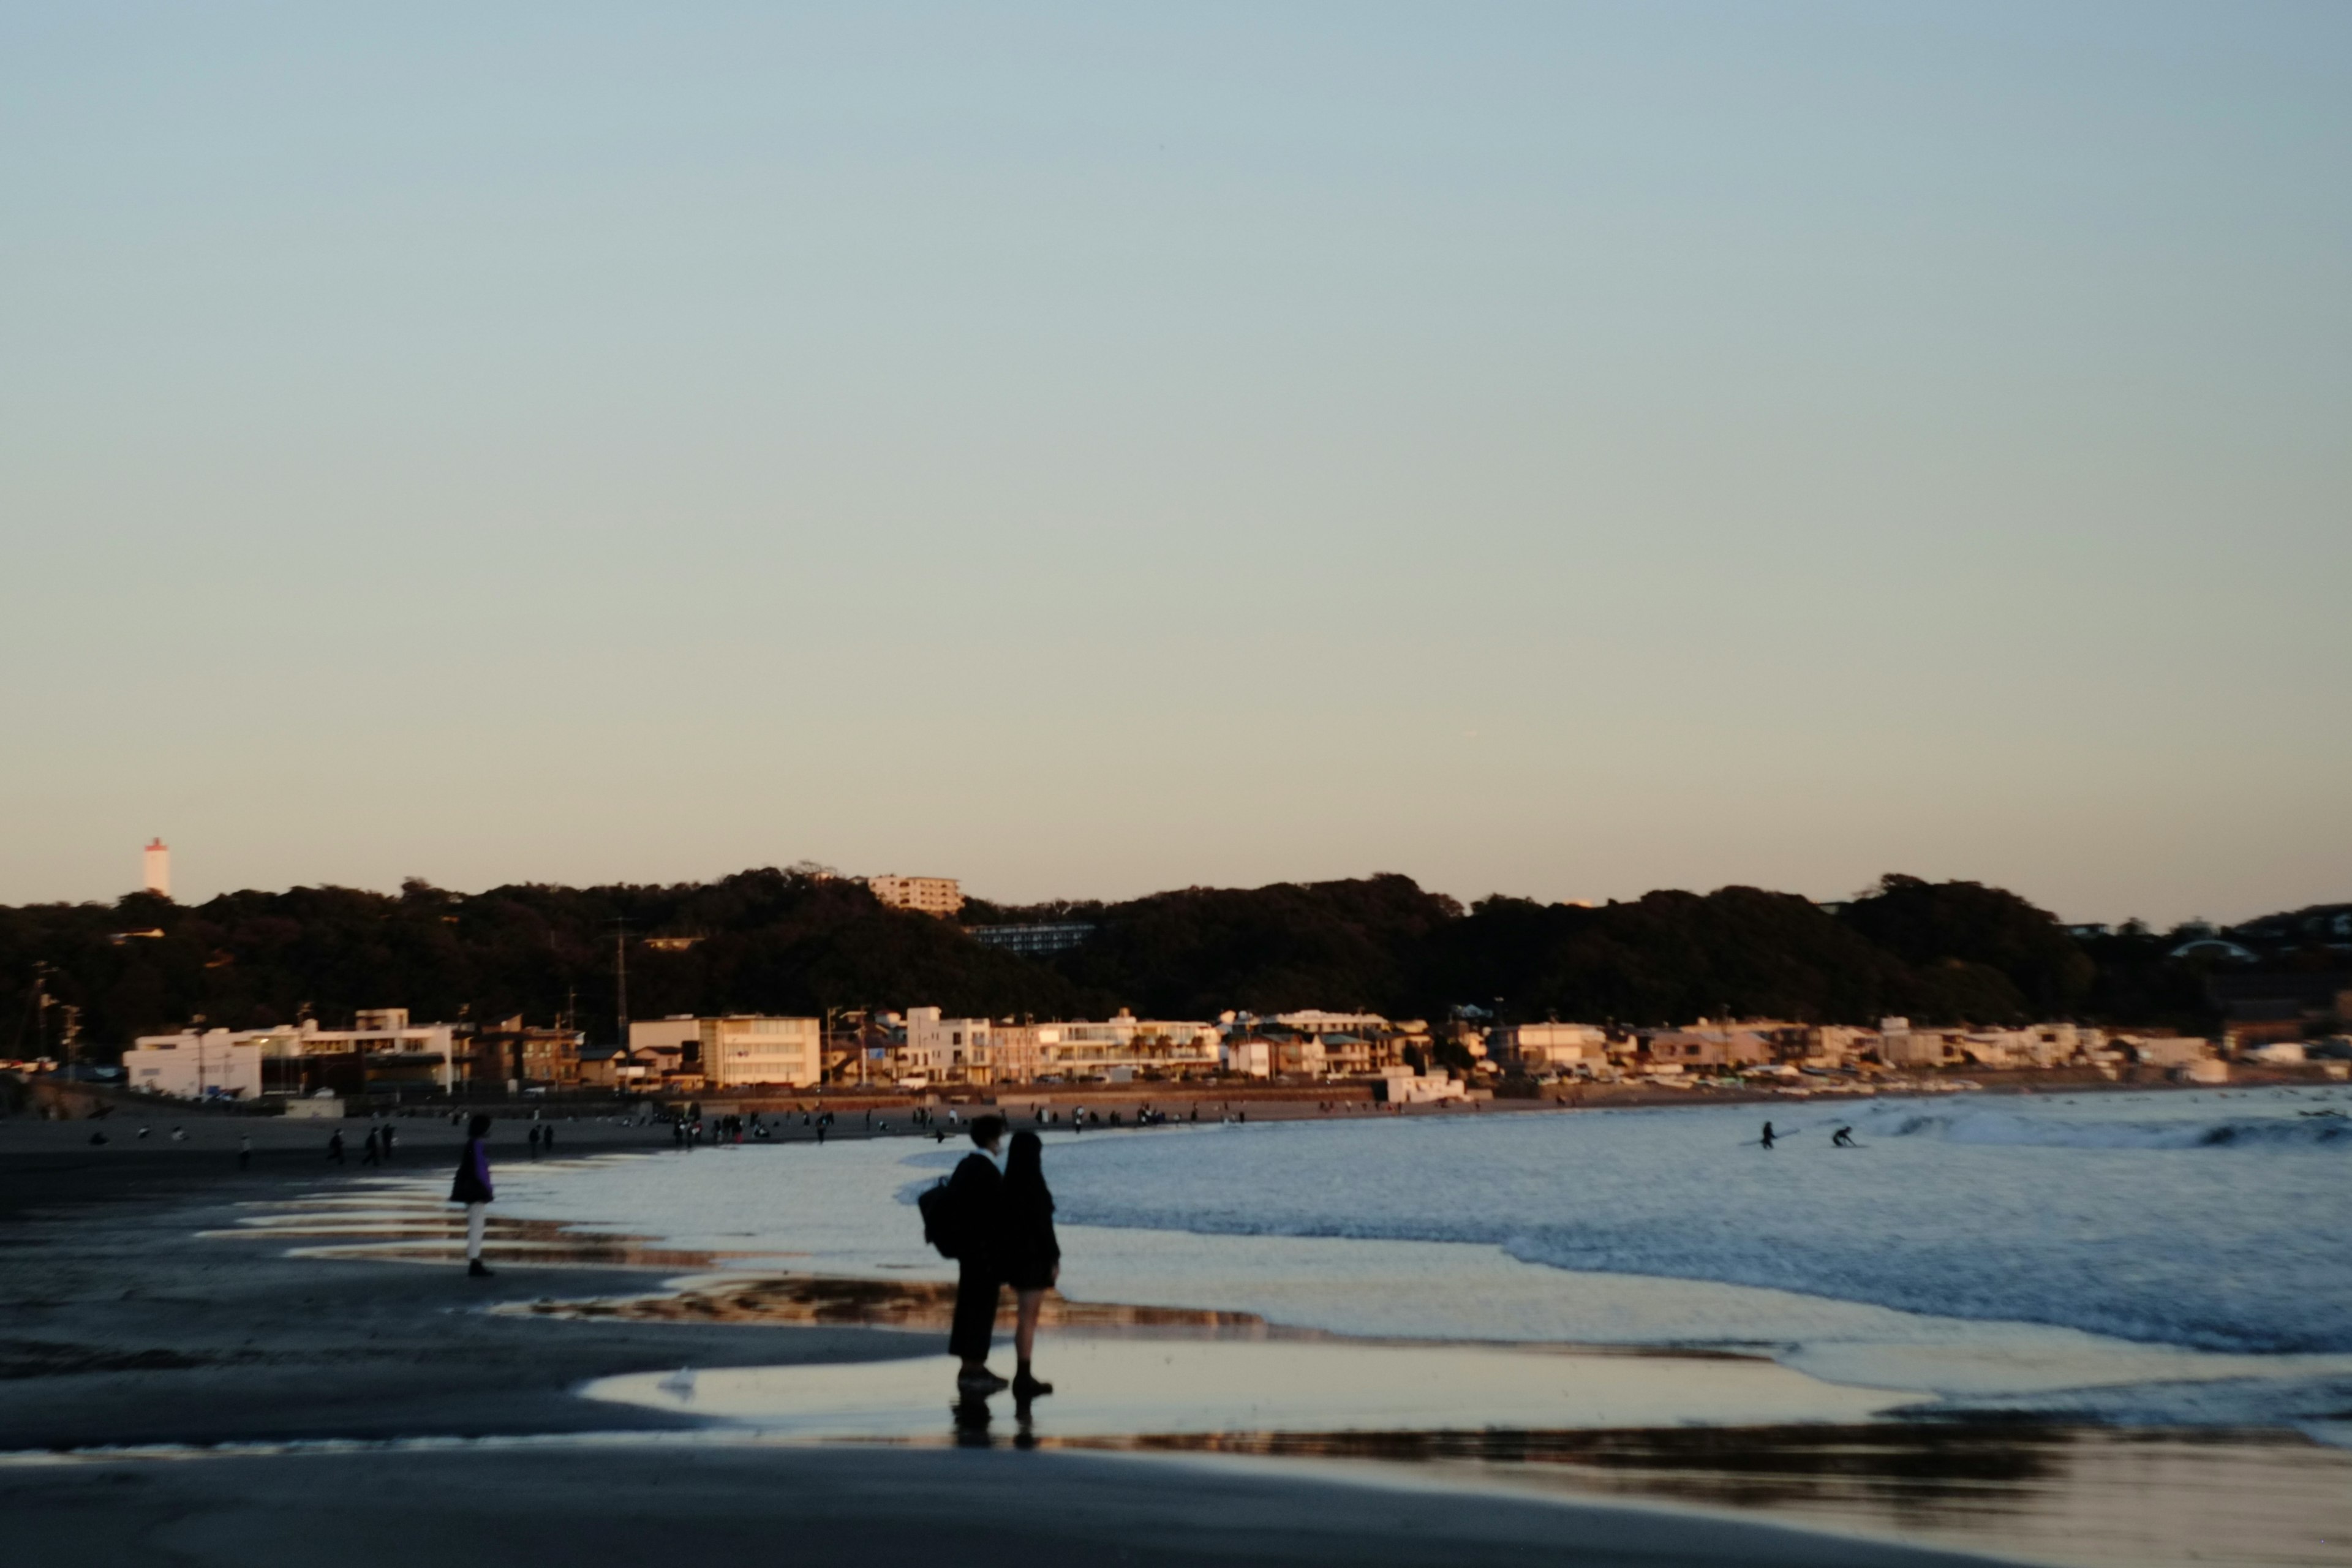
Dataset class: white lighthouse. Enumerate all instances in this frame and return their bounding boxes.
[143,838,170,899]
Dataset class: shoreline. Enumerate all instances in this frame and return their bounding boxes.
[0,1162,2021,1568]
[7,1095,2349,1567]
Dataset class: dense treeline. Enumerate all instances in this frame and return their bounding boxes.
[0,867,2298,1057]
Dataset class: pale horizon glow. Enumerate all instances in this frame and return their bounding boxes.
[2,4,2346,927]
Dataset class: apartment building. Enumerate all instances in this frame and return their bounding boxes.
[866,875,963,918]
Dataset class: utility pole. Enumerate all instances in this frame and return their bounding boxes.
[611,918,630,1056]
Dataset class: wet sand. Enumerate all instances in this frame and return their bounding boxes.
[0,1442,2008,1568]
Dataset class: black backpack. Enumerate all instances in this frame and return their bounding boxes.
[917,1177,964,1259]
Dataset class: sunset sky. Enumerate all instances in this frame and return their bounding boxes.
[2,3,2345,924]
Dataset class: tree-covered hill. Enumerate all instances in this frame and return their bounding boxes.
[0,867,2285,1056]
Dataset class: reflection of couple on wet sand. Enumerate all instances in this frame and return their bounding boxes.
[941,1115,1060,1400]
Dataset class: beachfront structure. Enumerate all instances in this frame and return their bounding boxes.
[1372,1066,1469,1104]
[865,874,963,918]
[1873,1018,1948,1067]
[629,1016,823,1088]
[126,1011,464,1098]
[901,1008,1006,1083]
[2119,1034,2212,1069]
[121,1030,263,1100]
[1493,1022,1608,1072]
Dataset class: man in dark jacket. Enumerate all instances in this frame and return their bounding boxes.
[946,1115,1008,1394]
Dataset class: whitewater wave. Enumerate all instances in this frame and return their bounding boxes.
[1863,1108,2351,1151]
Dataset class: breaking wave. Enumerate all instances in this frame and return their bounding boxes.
[1867,1108,2352,1151]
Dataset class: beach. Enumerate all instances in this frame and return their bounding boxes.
[3,1090,2348,1567]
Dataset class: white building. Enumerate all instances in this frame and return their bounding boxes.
[866,875,963,918]
[143,838,170,899]
[902,1008,1004,1082]
[123,1030,262,1099]
[126,1010,464,1097]
[629,1016,823,1088]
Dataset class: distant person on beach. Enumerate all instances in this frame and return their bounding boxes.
[946,1114,1009,1396]
[528,1124,542,1159]
[451,1114,496,1278]
[380,1124,395,1160]
[998,1131,1061,1400]
[362,1128,381,1167]
[543,1125,555,1154]
[326,1129,345,1164]
[238,1136,252,1170]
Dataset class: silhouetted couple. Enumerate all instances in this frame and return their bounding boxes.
[945,1115,1060,1401]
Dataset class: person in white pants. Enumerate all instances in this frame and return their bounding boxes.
[450,1113,496,1277]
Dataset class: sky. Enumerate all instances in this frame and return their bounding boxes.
[1,2,2346,926]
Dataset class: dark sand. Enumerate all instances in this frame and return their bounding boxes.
[0,1118,2034,1568]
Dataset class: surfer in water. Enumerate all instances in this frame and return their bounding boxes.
[1831,1126,1856,1147]
[1760,1121,1780,1149]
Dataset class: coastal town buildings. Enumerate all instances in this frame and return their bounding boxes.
[107,983,2243,1101]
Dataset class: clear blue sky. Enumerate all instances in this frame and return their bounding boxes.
[2,2,2345,925]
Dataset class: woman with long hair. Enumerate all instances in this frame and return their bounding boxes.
[997,1130,1061,1398]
